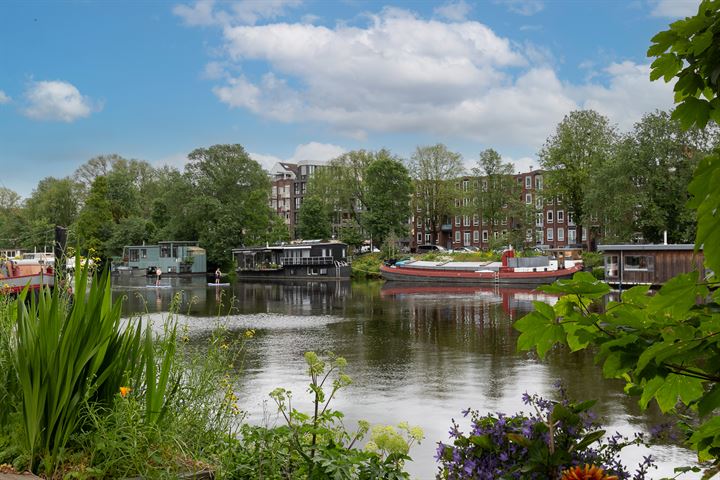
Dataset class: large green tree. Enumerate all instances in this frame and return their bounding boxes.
[25,177,81,228]
[75,176,114,257]
[296,194,332,240]
[408,144,465,245]
[364,154,413,246]
[184,144,272,266]
[538,110,617,249]
[472,149,519,241]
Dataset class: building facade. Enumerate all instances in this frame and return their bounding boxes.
[410,169,586,251]
[269,160,326,238]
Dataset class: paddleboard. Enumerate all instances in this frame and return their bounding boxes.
[146,285,172,288]
[208,283,230,286]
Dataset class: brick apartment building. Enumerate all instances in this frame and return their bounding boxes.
[410,169,586,251]
[269,159,325,238]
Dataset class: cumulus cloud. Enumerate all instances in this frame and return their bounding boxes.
[577,61,675,131]
[650,0,698,18]
[174,0,302,26]
[0,90,10,104]
[23,80,100,122]
[250,142,347,170]
[187,6,676,152]
[434,0,472,21]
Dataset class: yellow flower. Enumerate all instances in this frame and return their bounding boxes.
[244,329,255,339]
[119,386,132,398]
[561,465,618,480]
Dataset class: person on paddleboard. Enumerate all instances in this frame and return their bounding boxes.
[215,267,221,284]
[155,266,162,286]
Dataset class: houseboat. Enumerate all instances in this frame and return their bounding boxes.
[120,241,207,276]
[1,257,55,294]
[232,241,351,280]
[599,243,706,288]
[380,248,582,286]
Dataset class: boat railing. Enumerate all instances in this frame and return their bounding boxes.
[281,256,335,266]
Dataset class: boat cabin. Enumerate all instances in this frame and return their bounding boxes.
[599,244,706,287]
[122,241,207,274]
[232,241,350,279]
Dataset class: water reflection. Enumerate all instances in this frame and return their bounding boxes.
[113,276,697,479]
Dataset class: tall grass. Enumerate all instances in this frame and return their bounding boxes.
[11,266,145,473]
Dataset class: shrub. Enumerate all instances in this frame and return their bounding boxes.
[436,392,655,480]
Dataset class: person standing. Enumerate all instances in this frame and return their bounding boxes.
[215,267,222,284]
[155,266,162,286]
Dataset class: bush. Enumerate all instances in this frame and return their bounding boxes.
[581,251,603,269]
[592,266,605,280]
[436,391,655,480]
[227,352,422,479]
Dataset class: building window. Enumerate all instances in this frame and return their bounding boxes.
[536,197,543,210]
[482,180,488,191]
[455,216,461,226]
[536,213,544,227]
[568,212,575,226]
[463,215,470,226]
[526,229,533,241]
[557,194,562,205]
[425,234,431,243]
[417,218,422,228]
[625,255,655,272]
[464,232,471,245]
[557,210,564,223]
[525,176,531,188]
[463,180,468,191]
[547,210,554,223]
[547,196,554,205]
[568,229,576,243]
[535,176,543,190]
[417,233,422,242]
[525,193,532,204]
[558,228,565,241]
[482,230,489,242]
[501,216,507,225]
[582,227,587,241]
[473,215,479,226]
[473,231,479,242]
[547,228,554,242]
[455,231,461,242]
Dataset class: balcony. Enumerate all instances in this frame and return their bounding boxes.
[281,256,335,266]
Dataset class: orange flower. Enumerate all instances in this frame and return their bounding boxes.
[561,465,618,480]
[119,386,132,398]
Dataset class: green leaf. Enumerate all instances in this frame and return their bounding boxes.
[574,430,606,451]
[620,285,651,306]
[691,29,714,55]
[688,153,720,276]
[639,376,665,409]
[469,434,493,450]
[672,96,711,129]
[648,272,706,318]
[654,373,705,412]
[539,271,610,299]
[698,383,720,417]
[650,53,683,82]
[515,302,565,359]
[507,433,531,448]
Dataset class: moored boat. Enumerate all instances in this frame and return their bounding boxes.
[380,249,582,286]
[1,258,55,294]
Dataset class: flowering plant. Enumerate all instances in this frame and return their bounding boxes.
[436,390,655,479]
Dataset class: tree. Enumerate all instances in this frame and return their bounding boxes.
[408,144,465,245]
[25,177,81,228]
[0,187,25,248]
[472,149,520,242]
[648,0,720,129]
[538,110,617,250]
[185,144,272,266]
[364,154,413,246]
[75,176,114,257]
[296,194,331,240]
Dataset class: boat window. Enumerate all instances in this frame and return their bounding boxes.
[625,255,654,272]
[605,255,619,277]
[129,249,139,262]
[160,245,170,258]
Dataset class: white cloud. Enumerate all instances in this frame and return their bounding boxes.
[495,0,545,16]
[0,90,10,104]
[250,142,347,170]
[434,1,472,21]
[173,0,302,26]
[650,0,698,18]
[190,7,676,152]
[577,61,675,131]
[23,80,100,122]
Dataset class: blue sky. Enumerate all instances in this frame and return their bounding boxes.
[0,0,698,197]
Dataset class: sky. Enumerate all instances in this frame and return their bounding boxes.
[0,0,700,198]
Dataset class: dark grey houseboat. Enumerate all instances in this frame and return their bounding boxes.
[599,244,706,288]
[232,241,351,280]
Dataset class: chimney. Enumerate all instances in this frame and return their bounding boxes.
[663,231,667,245]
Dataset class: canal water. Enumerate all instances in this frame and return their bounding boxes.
[113,275,698,479]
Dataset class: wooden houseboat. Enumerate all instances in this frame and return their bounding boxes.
[232,241,351,280]
[121,241,207,276]
[599,244,706,288]
[1,258,55,294]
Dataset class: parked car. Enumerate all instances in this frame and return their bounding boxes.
[416,244,447,253]
[454,246,479,253]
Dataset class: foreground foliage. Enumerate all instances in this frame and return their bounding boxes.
[437,392,654,480]
[515,151,720,477]
[228,352,422,479]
